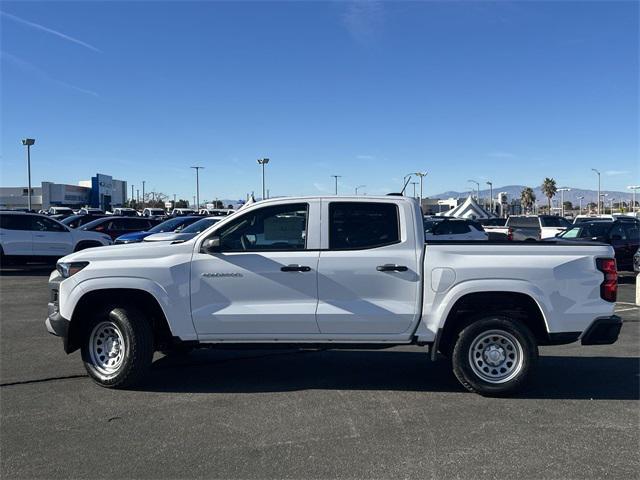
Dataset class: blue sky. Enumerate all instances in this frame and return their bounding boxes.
[1,1,638,201]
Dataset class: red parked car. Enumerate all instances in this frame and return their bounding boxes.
[79,216,161,240]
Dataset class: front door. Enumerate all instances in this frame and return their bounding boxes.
[30,216,73,257]
[315,200,421,335]
[190,201,321,336]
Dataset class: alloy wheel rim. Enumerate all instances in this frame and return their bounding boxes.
[89,321,125,377]
[468,329,524,384]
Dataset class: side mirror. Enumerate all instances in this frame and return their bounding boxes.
[201,236,220,254]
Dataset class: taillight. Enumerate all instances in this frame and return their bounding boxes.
[596,258,617,302]
[507,227,513,241]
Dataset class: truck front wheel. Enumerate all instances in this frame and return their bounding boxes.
[452,316,538,396]
[80,306,154,388]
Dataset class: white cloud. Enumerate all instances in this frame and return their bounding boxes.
[1,11,101,52]
[341,1,384,45]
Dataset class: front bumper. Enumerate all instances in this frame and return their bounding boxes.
[45,272,71,352]
[581,315,623,345]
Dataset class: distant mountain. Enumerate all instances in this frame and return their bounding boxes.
[431,185,635,205]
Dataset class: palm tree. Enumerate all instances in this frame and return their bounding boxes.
[520,187,536,213]
[541,177,557,213]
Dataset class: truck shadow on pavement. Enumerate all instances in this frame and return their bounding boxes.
[141,349,639,400]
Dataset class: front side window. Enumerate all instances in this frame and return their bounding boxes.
[32,216,67,232]
[216,203,308,252]
[329,202,399,250]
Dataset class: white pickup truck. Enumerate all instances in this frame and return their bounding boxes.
[45,196,622,396]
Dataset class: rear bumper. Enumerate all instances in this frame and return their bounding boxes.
[581,315,623,345]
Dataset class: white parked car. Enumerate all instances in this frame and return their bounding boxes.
[171,208,197,216]
[142,208,166,218]
[1,212,112,263]
[46,196,620,396]
[111,208,138,217]
[423,218,488,241]
[47,206,74,216]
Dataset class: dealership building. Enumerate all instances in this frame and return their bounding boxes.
[0,173,127,211]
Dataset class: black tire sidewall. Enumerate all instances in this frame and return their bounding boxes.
[452,316,538,396]
[81,306,153,388]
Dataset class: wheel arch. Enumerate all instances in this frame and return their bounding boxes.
[435,291,550,358]
[66,288,174,354]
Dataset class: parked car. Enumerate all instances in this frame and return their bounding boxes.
[47,206,74,217]
[46,196,620,395]
[143,216,225,242]
[142,208,166,218]
[114,216,202,244]
[199,208,235,216]
[493,215,572,241]
[552,218,640,271]
[573,215,614,224]
[0,212,112,264]
[111,208,138,217]
[80,216,160,240]
[170,208,196,217]
[424,218,488,241]
[61,213,109,229]
[479,218,507,227]
[78,208,104,215]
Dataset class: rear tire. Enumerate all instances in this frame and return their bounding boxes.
[81,306,154,388]
[452,316,537,396]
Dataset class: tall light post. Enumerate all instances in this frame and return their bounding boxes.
[577,195,584,215]
[610,197,615,214]
[627,185,639,214]
[486,181,493,213]
[142,180,146,206]
[190,166,204,209]
[467,179,480,200]
[355,185,366,195]
[131,184,135,206]
[331,175,342,195]
[414,171,428,205]
[558,188,571,217]
[257,158,269,199]
[600,193,608,214]
[411,182,418,198]
[21,138,35,211]
[591,168,601,214]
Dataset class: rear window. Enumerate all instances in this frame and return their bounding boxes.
[541,216,571,228]
[507,216,539,228]
[0,214,31,230]
[434,220,471,235]
[329,202,400,250]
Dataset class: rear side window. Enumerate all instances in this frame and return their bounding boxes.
[329,202,400,250]
[0,214,31,231]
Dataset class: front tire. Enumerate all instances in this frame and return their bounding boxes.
[81,306,154,388]
[452,316,538,396]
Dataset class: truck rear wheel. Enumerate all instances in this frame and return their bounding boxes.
[452,316,538,396]
[80,306,154,388]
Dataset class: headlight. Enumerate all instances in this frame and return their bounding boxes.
[56,261,89,278]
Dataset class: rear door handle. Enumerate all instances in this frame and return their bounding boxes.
[376,264,408,272]
[281,264,311,272]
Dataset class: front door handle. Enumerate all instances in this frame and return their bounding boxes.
[376,264,408,272]
[281,264,311,272]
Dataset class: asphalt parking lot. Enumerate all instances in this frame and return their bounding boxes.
[1,268,638,479]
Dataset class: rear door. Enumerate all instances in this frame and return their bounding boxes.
[316,200,421,336]
[191,200,321,336]
[0,214,33,255]
[30,216,73,256]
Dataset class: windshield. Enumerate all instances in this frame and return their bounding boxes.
[148,216,200,233]
[559,223,612,238]
[61,215,83,227]
[181,217,221,234]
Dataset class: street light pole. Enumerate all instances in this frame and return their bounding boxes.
[21,139,35,211]
[591,168,601,214]
[414,172,428,205]
[577,196,584,215]
[142,180,146,206]
[331,175,342,195]
[257,158,270,199]
[558,188,571,217]
[190,166,204,209]
[627,185,640,214]
[355,185,366,195]
[411,182,418,198]
[486,181,493,213]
